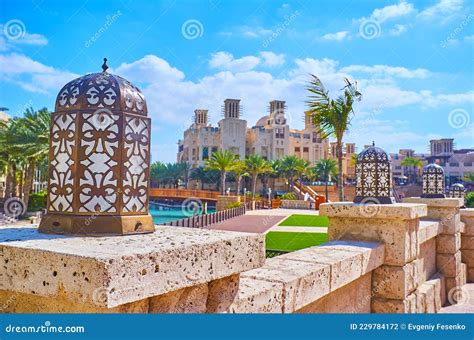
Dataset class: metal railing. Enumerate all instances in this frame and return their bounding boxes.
[161,205,246,229]
[265,249,290,258]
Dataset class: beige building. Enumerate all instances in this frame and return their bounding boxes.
[329,141,357,182]
[177,99,329,167]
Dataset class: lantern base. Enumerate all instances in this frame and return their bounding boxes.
[353,196,396,204]
[420,194,445,199]
[38,213,155,236]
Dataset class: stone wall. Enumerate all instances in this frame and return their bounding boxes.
[460,209,474,282]
[216,195,241,211]
[1,200,469,314]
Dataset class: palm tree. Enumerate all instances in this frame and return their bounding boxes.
[464,172,474,183]
[245,154,272,199]
[279,155,307,190]
[401,157,423,184]
[0,107,50,207]
[306,75,362,201]
[231,160,249,195]
[204,150,237,195]
[314,158,338,202]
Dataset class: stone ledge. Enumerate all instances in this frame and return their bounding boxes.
[418,220,440,244]
[229,240,384,313]
[403,197,464,208]
[0,225,264,308]
[460,208,474,218]
[320,202,427,220]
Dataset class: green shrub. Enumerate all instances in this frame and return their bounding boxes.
[466,191,474,208]
[245,191,260,199]
[226,202,242,209]
[280,192,297,200]
[27,191,47,212]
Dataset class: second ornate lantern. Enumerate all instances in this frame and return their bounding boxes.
[449,183,465,199]
[38,59,155,236]
[354,142,395,204]
[421,163,445,198]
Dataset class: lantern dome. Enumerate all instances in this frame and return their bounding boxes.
[449,183,465,199]
[421,163,445,198]
[55,58,147,115]
[354,143,395,204]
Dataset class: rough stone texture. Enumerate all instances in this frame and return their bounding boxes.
[437,251,462,277]
[296,273,372,313]
[418,220,440,243]
[436,233,461,254]
[320,202,427,220]
[206,274,240,313]
[278,247,362,291]
[403,197,464,208]
[148,284,209,313]
[241,258,330,313]
[418,238,436,284]
[461,209,474,236]
[461,235,474,250]
[328,217,419,266]
[0,289,150,313]
[372,262,418,300]
[445,263,467,295]
[226,277,284,313]
[0,225,264,308]
[462,249,474,267]
[216,196,241,211]
[372,293,417,313]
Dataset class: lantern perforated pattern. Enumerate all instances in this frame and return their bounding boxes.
[354,145,395,204]
[421,163,445,198]
[39,63,154,236]
[449,183,465,199]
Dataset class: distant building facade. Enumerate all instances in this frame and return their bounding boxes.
[177,99,329,167]
[390,138,474,185]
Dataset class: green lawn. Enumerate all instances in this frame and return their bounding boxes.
[278,214,329,227]
[265,231,328,252]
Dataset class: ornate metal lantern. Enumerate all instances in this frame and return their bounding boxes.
[39,59,154,235]
[421,163,445,198]
[449,183,465,199]
[354,142,395,204]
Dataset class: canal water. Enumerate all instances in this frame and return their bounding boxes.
[149,202,216,225]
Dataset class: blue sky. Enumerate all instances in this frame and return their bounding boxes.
[0,0,473,162]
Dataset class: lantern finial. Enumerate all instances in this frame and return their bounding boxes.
[102,57,109,72]
[372,141,375,147]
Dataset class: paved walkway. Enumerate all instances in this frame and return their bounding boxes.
[439,283,474,313]
[206,215,286,233]
[245,208,320,216]
[206,208,320,233]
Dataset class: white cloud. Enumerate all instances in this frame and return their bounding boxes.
[0,53,77,93]
[0,24,48,50]
[115,54,184,83]
[417,0,463,20]
[389,24,408,36]
[340,64,430,79]
[322,31,350,41]
[260,52,285,67]
[365,0,415,23]
[208,52,261,72]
